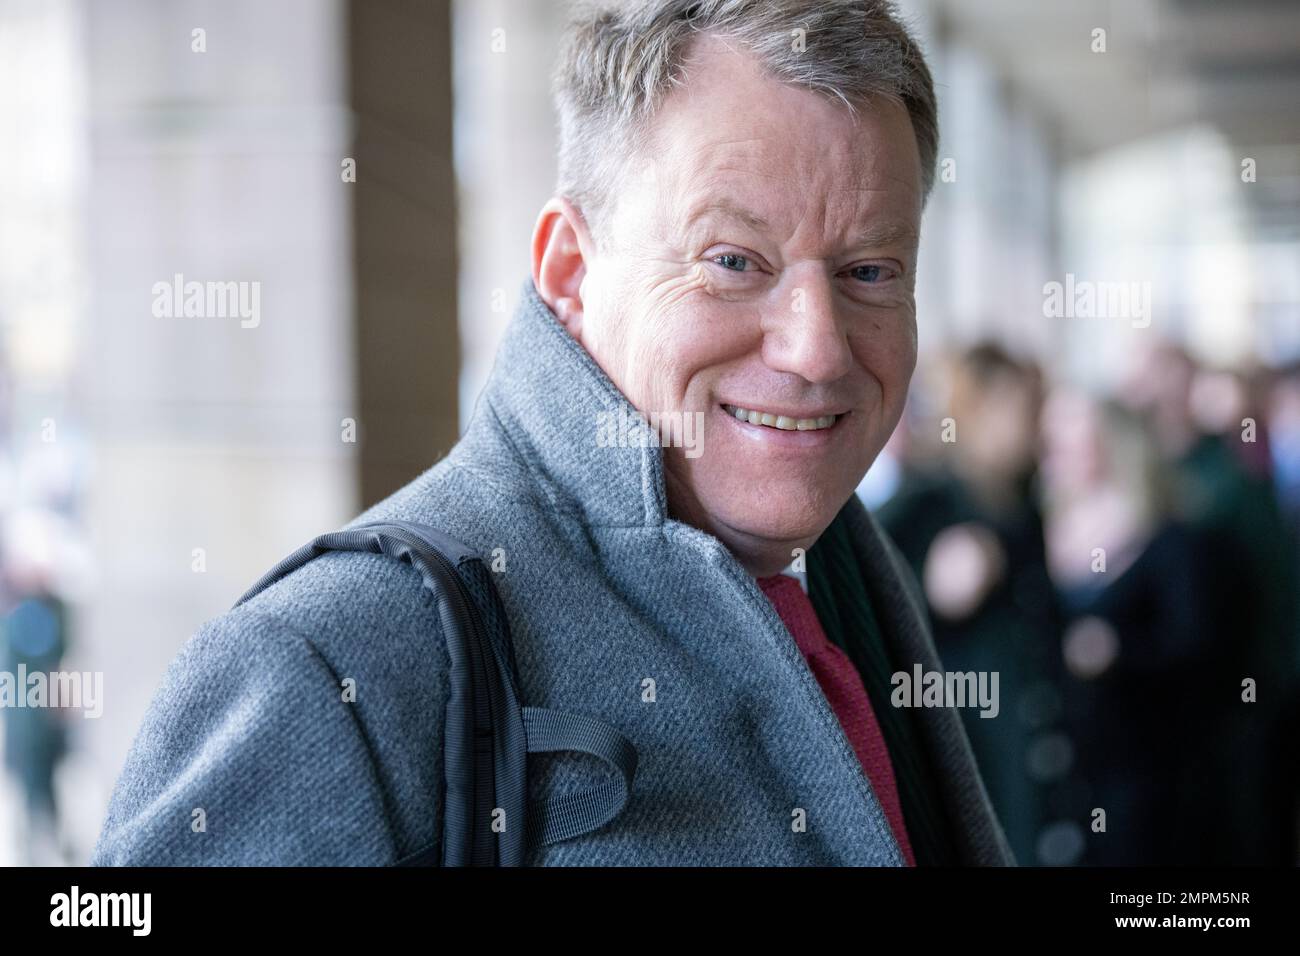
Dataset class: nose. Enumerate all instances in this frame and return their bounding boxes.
[761,274,854,385]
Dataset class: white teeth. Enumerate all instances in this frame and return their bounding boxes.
[723,404,838,431]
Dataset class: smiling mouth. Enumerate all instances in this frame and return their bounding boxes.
[721,403,842,431]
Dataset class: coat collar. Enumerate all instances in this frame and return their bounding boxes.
[478,276,669,528]
[470,276,1013,864]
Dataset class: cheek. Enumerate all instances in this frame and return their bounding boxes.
[602,270,712,406]
[644,299,739,408]
[852,317,917,401]
[611,319,696,414]
[892,309,920,382]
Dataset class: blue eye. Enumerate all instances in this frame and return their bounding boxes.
[713,253,749,272]
[850,264,885,283]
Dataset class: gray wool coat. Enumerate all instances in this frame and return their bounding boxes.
[92,276,1015,866]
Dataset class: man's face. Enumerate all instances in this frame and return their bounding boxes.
[576,37,923,552]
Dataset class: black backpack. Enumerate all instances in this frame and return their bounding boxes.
[234,519,639,866]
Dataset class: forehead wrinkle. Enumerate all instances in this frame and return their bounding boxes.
[679,195,915,260]
[668,149,919,254]
[680,196,771,232]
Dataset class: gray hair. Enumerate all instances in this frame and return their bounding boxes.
[551,0,939,248]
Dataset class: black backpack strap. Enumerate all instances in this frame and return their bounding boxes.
[522,707,639,847]
[233,519,638,864]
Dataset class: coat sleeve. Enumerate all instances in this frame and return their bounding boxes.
[91,606,401,866]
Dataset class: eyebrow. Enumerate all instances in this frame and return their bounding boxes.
[681,198,917,253]
[847,220,919,251]
[682,198,771,232]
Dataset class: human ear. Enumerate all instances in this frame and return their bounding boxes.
[531,195,593,338]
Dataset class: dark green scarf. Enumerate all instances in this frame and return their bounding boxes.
[807,508,960,866]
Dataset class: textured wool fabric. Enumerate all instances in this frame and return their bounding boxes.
[806,511,962,865]
[757,574,917,866]
[91,275,1015,866]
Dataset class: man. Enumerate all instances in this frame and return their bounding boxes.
[93,0,1013,866]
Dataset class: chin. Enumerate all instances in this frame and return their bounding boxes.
[709,495,839,547]
[673,453,862,544]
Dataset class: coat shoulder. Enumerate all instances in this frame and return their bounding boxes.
[92,546,452,866]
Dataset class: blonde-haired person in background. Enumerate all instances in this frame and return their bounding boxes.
[1040,391,1234,865]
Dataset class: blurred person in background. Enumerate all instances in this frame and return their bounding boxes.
[1123,343,1296,862]
[1265,361,1300,860]
[1125,344,1294,681]
[1,517,73,866]
[1269,361,1300,529]
[878,343,1063,865]
[1040,391,1233,865]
